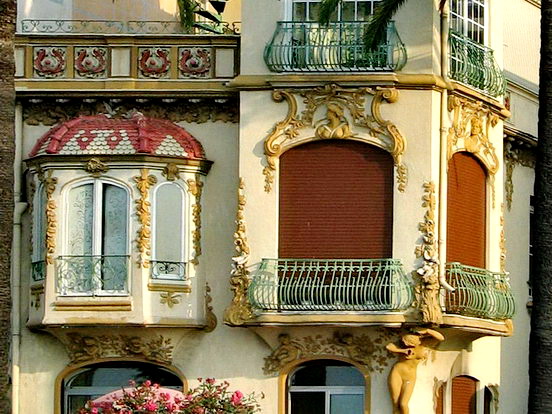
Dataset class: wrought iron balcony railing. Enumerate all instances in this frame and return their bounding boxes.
[150,260,187,281]
[264,21,406,72]
[445,262,515,320]
[56,255,129,296]
[248,258,414,312]
[449,31,506,97]
[31,260,46,282]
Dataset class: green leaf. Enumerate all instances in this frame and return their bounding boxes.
[364,0,408,50]
[178,0,199,30]
[318,0,342,25]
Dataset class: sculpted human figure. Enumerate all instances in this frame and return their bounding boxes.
[386,329,445,414]
[264,334,302,374]
[315,103,352,139]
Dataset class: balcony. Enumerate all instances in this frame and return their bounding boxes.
[248,258,413,315]
[445,262,515,320]
[449,31,506,98]
[56,255,130,296]
[264,21,406,72]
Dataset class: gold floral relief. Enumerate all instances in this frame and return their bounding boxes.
[262,84,407,192]
[37,168,58,264]
[160,291,181,308]
[204,282,217,332]
[413,181,443,324]
[185,176,203,266]
[134,169,157,268]
[84,158,109,177]
[224,178,253,325]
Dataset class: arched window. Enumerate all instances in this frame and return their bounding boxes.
[279,140,394,259]
[152,182,187,280]
[62,361,183,414]
[59,180,130,296]
[288,360,365,414]
[451,375,478,414]
[447,152,487,268]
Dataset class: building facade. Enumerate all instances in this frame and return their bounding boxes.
[10,0,539,413]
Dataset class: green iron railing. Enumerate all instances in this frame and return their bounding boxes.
[248,258,414,312]
[264,21,406,72]
[449,31,506,97]
[56,255,129,296]
[445,262,515,320]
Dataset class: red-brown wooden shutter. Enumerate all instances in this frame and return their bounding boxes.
[451,376,477,414]
[436,383,445,414]
[447,152,487,268]
[279,140,393,259]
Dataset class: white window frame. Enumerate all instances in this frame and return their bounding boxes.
[32,183,46,263]
[450,0,488,44]
[61,178,131,296]
[285,0,380,21]
[288,386,365,413]
[151,181,189,281]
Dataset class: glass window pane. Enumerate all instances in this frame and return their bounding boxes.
[356,2,373,20]
[34,187,47,260]
[342,2,355,21]
[293,2,306,21]
[308,2,321,21]
[68,184,94,256]
[330,394,364,414]
[154,184,184,262]
[290,391,325,414]
[291,361,365,386]
[102,184,127,256]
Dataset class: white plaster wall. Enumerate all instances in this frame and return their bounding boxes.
[506,89,539,137]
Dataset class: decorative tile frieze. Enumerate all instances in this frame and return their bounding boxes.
[74,46,108,78]
[138,47,171,78]
[179,47,211,78]
[33,46,66,78]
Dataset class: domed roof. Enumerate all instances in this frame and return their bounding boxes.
[28,113,206,159]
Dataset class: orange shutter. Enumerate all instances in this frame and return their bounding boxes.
[279,140,394,259]
[452,376,477,414]
[436,383,445,414]
[446,152,487,268]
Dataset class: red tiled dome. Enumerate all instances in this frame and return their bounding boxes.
[28,113,206,159]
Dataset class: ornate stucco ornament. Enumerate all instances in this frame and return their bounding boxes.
[447,95,500,206]
[204,282,217,332]
[33,47,66,78]
[504,141,535,210]
[262,84,407,192]
[414,181,443,325]
[263,330,395,376]
[75,47,108,78]
[134,169,157,268]
[64,333,174,365]
[185,177,204,266]
[37,168,58,264]
[224,178,254,325]
[160,291,181,308]
[84,158,109,177]
[162,163,181,181]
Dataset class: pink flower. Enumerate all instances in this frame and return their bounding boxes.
[144,401,158,411]
[206,378,216,385]
[144,380,152,387]
[231,390,243,406]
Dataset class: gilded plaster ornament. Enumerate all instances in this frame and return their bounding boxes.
[162,163,181,181]
[185,177,203,266]
[204,282,218,332]
[37,168,58,264]
[447,95,500,206]
[84,158,109,177]
[22,97,239,126]
[262,84,407,192]
[386,329,445,414]
[263,330,395,376]
[223,178,253,325]
[134,169,157,268]
[413,181,443,324]
[504,142,536,210]
[64,333,174,365]
[160,291,181,308]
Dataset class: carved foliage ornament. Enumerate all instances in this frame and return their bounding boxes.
[263,330,395,376]
[37,168,58,264]
[138,47,171,78]
[224,178,253,325]
[160,291,181,308]
[134,169,157,267]
[65,333,173,365]
[447,96,500,206]
[414,181,443,325]
[75,47,108,78]
[33,47,66,78]
[185,177,204,266]
[84,158,109,177]
[179,47,211,78]
[262,84,407,192]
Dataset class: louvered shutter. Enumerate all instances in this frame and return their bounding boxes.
[279,140,393,259]
[447,152,487,268]
[451,376,477,414]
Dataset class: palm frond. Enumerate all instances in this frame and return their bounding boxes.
[319,0,342,25]
[364,0,409,50]
[178,0,199,30]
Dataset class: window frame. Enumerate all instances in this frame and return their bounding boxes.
[450,0,488,45]
[285,0,380,21]
[60,177,131,296]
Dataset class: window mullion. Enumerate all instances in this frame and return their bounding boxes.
[93,181,103,293]
[325,390,331,414]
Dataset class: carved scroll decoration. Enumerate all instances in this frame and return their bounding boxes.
[37,168,58,264]
[134,169,157,267]
[414,181,443,324]
[263,330,395,376]
[223,178,253,325]
[64,333,173,365]
[447,96,500,206]
[84,158,109,177]
[262,84,407,192]
[185,176,203,266]
[504,142,535,210]
[204,282,217,332]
